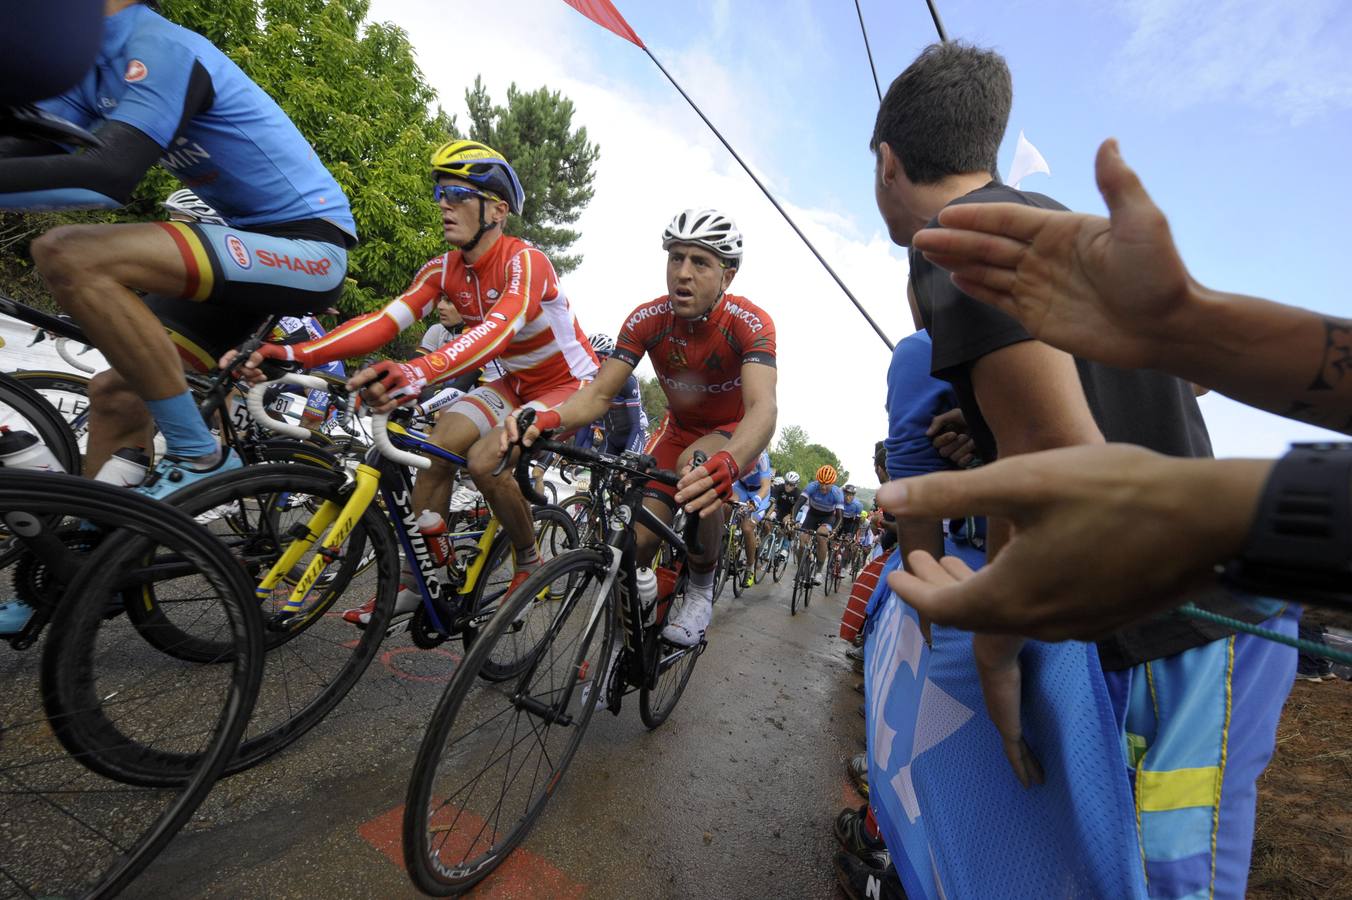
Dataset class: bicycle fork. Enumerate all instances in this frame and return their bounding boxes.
[255,463,381,630]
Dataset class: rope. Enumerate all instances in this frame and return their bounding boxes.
[1177,603,1352,666]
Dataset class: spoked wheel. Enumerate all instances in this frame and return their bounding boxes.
[404,549,615,896]
[753,533,773,584]
[639,572,704,729]
[1,472,262,899]
[771,534,789,583]
[460,505,580,682]
[558,492,602,547]
[728,533,746,599]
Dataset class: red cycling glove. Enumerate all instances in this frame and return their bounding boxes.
[531,408,562,434]
[366,359,428,405]
[701,450,741,501]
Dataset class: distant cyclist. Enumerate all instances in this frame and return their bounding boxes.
[791,465,844,584]
[0,0,356,496]
[730,450,772,587]
[585,333,648,455]
[835,484,864,541]
[772,470,802,526]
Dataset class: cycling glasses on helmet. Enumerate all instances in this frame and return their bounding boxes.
[434,184,502,205]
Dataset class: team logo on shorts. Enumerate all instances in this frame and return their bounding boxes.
[124,60,148,83]
[483,391,507,412]
[224,235,252,269]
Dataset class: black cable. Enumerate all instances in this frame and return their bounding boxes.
[854,0,883,103]
[925,0,950,41]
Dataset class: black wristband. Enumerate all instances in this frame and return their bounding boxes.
[1221,442,1352,604]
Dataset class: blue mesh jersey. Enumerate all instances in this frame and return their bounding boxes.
[802,480,844,512]
[39,4,356,238]
[841,498,864,519]
[737,451,772,490]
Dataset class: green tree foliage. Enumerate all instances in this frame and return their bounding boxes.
[639,375,668,425]
[463,77,599,274]
[769,425,848,484]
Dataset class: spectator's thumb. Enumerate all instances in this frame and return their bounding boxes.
[1095,138,1152,220]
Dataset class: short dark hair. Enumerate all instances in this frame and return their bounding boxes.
[869,42,1012,185]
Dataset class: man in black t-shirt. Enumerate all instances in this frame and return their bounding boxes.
[870,41,1292,898]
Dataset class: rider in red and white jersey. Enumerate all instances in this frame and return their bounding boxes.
[506,208,777,646]
[236,140,598,625]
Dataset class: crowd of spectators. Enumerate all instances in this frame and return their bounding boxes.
[830,40,1349,900]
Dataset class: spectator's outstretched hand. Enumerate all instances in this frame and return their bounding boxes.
[878,444,1271,641]
[912,139,1193,371]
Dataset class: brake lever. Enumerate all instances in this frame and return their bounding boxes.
[494,407,536,478]
[682,450,708,557]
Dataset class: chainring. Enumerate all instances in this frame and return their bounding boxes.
[11,527,101,612]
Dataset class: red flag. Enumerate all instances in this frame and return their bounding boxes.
[560,0,644,48]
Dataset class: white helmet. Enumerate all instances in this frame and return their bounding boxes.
[588,333,616,358]
[772,476,785,487]
[785,471,800,486]
[662,208,743,264]
[162,188,226,226]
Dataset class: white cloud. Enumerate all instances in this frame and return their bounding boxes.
[370,0,907,484]
[1111,0,1352,121]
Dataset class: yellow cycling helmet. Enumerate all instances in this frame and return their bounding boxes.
[816,464,837,486]
[430,140,525,215]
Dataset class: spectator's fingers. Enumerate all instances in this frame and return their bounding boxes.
[936,554,976,583]
[913,226,1028,268]
[933,431,957,448]
[877,468,1028,521]
[949,275,1020,317]
[932,200,1048,243]
[925,407,965,437]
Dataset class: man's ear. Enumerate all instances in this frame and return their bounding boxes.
[721,265,738,291]
[877,142,898,185]
[492,199,511,225]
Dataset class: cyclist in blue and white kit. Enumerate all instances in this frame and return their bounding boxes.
[731,450,773,587]
[584,333,648,455]
[791,464,844,584]
[0,0,356,498]
[834,484,865,541]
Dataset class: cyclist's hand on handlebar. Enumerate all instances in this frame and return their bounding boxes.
[220,342,291,385]
[347,361,421,414]
[500,407,561,455]
[675,449,738,518]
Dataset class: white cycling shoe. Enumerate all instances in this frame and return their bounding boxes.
[661,593,713,647]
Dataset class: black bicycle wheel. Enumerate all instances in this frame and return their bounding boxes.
[0,371,81,474]
[404,548,614,896]
[638,571,704,729]
[8,369,91,451]
[460,505,579,682]
[729,531,745,598]
[1,471,261,898]
[711,535,729,602]
[803,545,816,610]
[154,464,399,772]
[771,532,788,583]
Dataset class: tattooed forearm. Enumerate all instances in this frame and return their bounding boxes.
[1280,400,1352,436]
[1308,318,1352,391]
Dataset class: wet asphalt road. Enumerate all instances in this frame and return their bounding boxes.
[132,572,865,899]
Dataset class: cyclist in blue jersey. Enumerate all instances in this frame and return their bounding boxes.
[0,0,356,498]
[730,450,773,587]
[835,484,865,541]
[791,464,844,584]
[586,333,648,455]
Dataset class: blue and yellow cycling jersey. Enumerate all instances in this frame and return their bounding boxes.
[802,480,844,513]
[34,4,356,237]
[841,498,864,520]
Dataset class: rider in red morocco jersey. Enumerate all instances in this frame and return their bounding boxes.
[504,208,778,648]
[0,0,356,502]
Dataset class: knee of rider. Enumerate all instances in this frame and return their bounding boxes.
[88,371,146,420]
[31,227,93,286]
[465,441,502,482]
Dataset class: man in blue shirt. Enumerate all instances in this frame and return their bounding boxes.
[0,0,356,498]
[730,450,772,587]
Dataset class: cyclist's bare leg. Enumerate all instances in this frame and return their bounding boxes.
[410,410,478,518]
[467,425,537,558]
[815,525,831,571]
[633,497,673,568]
[85,369,155,474]
[741,515,758,570]
[31,224,198,402]
[675,433,729,574]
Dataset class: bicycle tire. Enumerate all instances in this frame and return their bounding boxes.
[154,464,399,773]
[8,369,91,448]
[0,371,81,474]
[460,505,579,682]
[803,544,816,610]
[403,548,614,896]
[638,570,703,729]
[729,532,745,598]
[771,533,788,583]
[558,492,601,546]
[2,471,262,898]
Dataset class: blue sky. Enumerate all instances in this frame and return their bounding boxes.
[376,0,1352,478]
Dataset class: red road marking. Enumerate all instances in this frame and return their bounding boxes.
[358,803,586,899]
[379,645,461,684]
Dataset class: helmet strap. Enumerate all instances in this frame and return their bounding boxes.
[459,197,498,254]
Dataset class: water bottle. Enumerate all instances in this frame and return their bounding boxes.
[93,446,150,487]
[635,566,658,623]
[0,427,65,472]
[416,509,452,567]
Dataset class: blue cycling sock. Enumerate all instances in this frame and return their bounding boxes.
[145,391,218,460]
